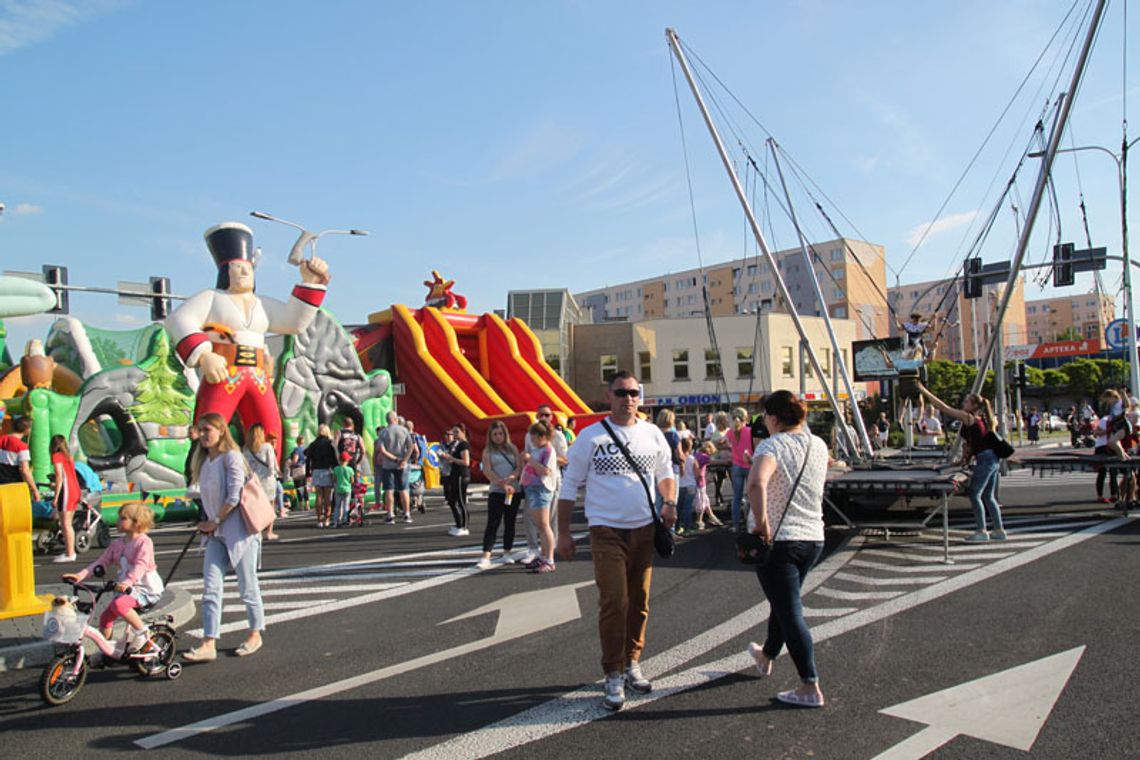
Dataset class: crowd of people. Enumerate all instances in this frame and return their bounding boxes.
[11,372,1132,709]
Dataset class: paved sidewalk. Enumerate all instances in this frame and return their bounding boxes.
[0,583,195,672]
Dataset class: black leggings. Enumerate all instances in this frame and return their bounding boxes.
[482,490,521,552]
[1095,445,1118,498]
[447,472,470,528]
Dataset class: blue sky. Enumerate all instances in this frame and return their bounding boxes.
[2,0,1137,352]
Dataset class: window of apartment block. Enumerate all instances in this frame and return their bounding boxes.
[600,354,618,383]
[736,347,754,378]
[834,306,847,318]
[802,351,813,379]
[704,349,721,380]
[830,248,844,261]
[820,347,831,377]
[781,346,794,378]
[546,354,561,374]
[832,287,844,300]
[639,351,652,382]
[673,349,690,381]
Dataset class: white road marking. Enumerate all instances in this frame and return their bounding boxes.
[848,559,982,574]
[1005,519,1104,533]
[906,539,1044,553]
[405,517,1128,760]
[138,583,593,749]
[260,600,339,611]
[193,583,406,600]
[861,548,1014,562]
[833,571,951,586]
[813,586,905,601]
[873,647,1086,758]
[801,605,858,618]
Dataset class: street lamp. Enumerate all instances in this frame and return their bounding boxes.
[249,211,369,265]
[1031,135,1140,396]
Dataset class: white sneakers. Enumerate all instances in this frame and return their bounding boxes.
[964,530,990,543]
[475,557,493,570]
[448,527,470,537]
[624,662,651,693]
[52,554,76,564]
[603,672,625,711]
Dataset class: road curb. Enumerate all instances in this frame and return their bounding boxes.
[0,585,196,673]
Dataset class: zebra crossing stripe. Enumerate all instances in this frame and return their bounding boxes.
[848,558,982,574]
[834,571,951,586]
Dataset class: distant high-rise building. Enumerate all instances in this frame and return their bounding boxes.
[573,237,889,342]
[1025,292,1114,344]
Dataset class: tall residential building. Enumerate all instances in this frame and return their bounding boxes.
[887,276,1027,363]
[574,237,889,342]
[1025,292,1115,343]
[505,289,585,378]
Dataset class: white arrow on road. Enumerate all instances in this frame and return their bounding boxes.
[872,646,1086,759]
[136,582,593,750]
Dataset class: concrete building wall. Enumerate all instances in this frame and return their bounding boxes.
[888,277,1027,363]
[1026,292,1115,343]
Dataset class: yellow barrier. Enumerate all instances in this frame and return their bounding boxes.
[0,483,54,620]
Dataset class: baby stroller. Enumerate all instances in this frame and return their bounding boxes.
[409,467,426,513]
[347,477,369,527]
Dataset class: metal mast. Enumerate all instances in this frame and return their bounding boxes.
[665,28,859,459]
[769,140,873,455]
[965,0,1107,400]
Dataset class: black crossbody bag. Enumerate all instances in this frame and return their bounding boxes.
[600,418,674,559]
[737,436,811,567]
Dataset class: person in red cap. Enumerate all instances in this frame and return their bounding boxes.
[166,222,330,461]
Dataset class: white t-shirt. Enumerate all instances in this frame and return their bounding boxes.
[678,454,698,489]
[918,415,943,446]
[747,431,827,542]
[559,417,674,529]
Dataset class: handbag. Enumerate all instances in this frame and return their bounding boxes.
[982,430,1015,459]
[736,436,812,566]
[600,418,674,559]
[239,474,276,534]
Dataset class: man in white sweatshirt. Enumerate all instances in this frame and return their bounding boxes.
[556,370,676,712]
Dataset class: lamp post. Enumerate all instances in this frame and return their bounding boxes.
[249,211,369,265]
[1031,135,1140,397]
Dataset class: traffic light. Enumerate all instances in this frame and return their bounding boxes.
[149,276,171,321]
[1016,362,1028,388]
[964,257,982,299]
[42,265,69,314]
[1053,243,1075,287]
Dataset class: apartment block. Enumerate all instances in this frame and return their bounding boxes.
[505,289,585,378]
[573,237,889,341]
[1025,292,1115,343]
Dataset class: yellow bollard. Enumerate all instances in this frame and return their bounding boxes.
[0,483,54,620]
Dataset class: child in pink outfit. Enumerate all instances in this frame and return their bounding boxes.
[62,502,164,652]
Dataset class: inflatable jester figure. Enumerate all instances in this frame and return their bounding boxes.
[165,222,331,458]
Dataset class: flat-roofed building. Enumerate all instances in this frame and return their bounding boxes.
[1025,292,1114,344]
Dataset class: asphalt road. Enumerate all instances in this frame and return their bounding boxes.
[1,470,1135,759]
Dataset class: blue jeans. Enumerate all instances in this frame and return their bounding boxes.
[201,536,265,639]
[756,540,824,683]
[730,464,750,531]
[333,491,350,524]
[968,449,1005,533]
[677,486,696,530]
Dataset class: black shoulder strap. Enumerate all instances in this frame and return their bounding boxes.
[600,418,662,526]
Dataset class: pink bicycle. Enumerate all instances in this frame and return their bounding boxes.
[39,568,181,706]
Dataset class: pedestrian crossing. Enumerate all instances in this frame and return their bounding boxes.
[170,546,493,636]
[1000,468,1095,487]
[800,511,1121,621]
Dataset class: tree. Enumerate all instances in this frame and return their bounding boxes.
[925,360,976,404]
[1060,358,1101,403]
[1056,327,1082,341]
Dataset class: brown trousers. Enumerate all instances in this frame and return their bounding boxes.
[589,524,655,675]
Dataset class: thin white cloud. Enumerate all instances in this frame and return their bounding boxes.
[12,202,43,215]
[905,209,980,247]
[0,0,125,57]
[485,119,586,183]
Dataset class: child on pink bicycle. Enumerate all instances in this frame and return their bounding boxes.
[62,502,164,654]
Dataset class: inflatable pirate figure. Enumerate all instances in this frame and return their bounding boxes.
[166,222,330,458]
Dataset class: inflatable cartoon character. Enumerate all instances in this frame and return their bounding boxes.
[165,222,331,458]
[423,270,467,311]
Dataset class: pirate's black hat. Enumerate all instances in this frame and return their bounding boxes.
[204,222,255,269]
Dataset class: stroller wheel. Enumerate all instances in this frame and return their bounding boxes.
[75,531,91,553]
[166,661,183,680]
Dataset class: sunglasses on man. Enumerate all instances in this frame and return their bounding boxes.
[612,388,640,398]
